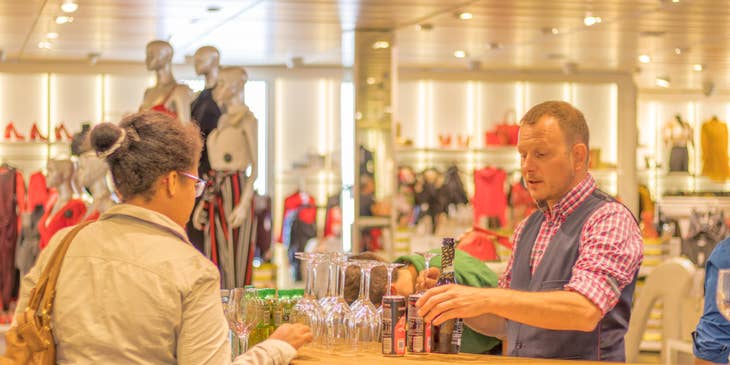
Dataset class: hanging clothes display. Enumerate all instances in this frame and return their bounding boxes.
[253,193,272,259]
[324,193,341,238]
[0,165,24,309]
[509,179,536,225]
[280,190,316,281]
[473,166,508,228]
[441,165,470,208]
[701,116,730,181]
[683,210,728,267]
[199,171,256,289]
[663,114,693,173]
[37,191,87,250]
[15,205,43,277]
[26,172,49,214]
[414,168,449,233]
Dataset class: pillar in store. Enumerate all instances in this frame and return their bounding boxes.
[351,30,396,254]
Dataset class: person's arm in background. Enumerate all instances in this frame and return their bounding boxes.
[233,324,312,365]
[693,239,730,365]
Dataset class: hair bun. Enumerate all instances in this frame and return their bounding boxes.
[90,123,124,157]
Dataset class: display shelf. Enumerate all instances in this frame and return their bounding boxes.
[356,216,390,228]
[638,169,730,197]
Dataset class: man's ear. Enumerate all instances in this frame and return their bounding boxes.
[573,143,589,170]
[164,171,179,197]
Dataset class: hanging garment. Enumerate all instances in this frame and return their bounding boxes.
[324,193,341,238]
[701,117,730,181]
[200,171,255,289]
[473,167,508,228]
[0,166,23,309]
[191,87,222,178]
[278,191,316,242]
[150,85,178,119]
[253,193,272,258]
[414,169,449,233]
[683,210,728,267]
[360,145,375,178]
[26,171,49,213]
[442,165,470,208]
[15,205,43,276]
[282,207,316,281]
[509,179,536,225]
[38,192,87,250]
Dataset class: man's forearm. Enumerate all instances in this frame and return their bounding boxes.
[464,314,506,339]
[483,288,602,332]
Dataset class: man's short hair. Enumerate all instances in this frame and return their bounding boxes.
[344,252,399,306]
[520,100,590,151]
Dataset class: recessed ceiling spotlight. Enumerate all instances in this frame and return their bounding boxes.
[674,47,683,55]
[55,16,73,24]
[583,14,602,26]
[655,77,671,88]
[366,77,377,85]
[458,12,473,20]
[638,54,651,63]
[672,0,680,3]
[38,40,52,49]
[372,41,390,50]
[693,64,704,72]
[46,32,59,39]
[416,23,433,31]
[61,0,78,13]
[551,28,560,34]
[454,50,467,58]
[206,5,222,12]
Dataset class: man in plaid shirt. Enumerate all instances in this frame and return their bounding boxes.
[417,101,643,361]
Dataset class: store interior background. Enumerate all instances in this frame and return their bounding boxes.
[1,0,729,362]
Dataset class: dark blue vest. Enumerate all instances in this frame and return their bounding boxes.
[507,190,637,362]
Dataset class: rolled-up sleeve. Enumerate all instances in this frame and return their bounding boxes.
[693,240,730,364]
[564,203,643,314]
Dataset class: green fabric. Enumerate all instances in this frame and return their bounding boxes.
[395,248,501,354]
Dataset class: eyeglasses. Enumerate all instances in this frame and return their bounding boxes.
[178,171,207,197]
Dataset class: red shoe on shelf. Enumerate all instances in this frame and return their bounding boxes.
[4,122,26,141]
[30,122,49,142]
[54,123,72,142]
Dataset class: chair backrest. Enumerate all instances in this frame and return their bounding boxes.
[625,257,697,363]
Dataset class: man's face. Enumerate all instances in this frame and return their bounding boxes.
[517,115,581,208]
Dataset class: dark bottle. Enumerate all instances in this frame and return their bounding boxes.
[429,237,463,354]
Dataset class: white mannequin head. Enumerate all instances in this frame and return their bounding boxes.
[77,152,110,189]
[213,66,248,106]
[194,46,220,76]
[145,40,174,71]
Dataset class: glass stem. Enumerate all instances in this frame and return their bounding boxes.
[306,260,317,298]
[363,267,372,304]
[241,332,250,353]
[357,266,366,301]
[338,264,348,298]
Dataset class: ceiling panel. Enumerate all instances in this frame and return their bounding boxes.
[3,0,730,90]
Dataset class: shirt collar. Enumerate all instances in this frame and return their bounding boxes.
[99,204,190,244]
[541,173,596,221]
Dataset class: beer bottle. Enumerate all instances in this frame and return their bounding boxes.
[429,238,463,354]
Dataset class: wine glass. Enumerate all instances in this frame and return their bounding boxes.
[319,252,342,313]
[383,263,406,297]
[325,255,356,353]
[221,289,237,360]
[416,251,440,293]
[717,269,730,361]
[227,287,261,354]
[348,259,385,352]
[292,252,325,347]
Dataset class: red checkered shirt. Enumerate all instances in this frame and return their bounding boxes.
[498,174,643,314]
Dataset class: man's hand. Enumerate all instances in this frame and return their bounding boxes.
[416,284,489,325]
[415,267,440,292]
[268,323,313,349]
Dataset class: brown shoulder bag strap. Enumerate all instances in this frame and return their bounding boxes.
[26,221,93,313]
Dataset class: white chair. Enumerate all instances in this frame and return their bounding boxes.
[625,257,701,363]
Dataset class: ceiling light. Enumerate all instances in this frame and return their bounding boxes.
[46,32,59,39]
[454,50,467,58]
[672,0,680,3]
[372,41,390,50]
[366,77,376,85]
[55,16,74,24]
[693,64,704,72]
[655,77,671,88]
[61,0,78,13]
[674,47,682,55]
[458,12,473,20]
[583,14,602,26]
[638,54,651,63]
[38,40,52,49]
[551,28,560,34]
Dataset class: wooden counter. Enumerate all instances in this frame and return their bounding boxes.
[292,347,644,365]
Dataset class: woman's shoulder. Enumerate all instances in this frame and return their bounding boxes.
[709,238,730,269]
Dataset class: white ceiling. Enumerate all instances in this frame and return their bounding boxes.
[3,0,729,90]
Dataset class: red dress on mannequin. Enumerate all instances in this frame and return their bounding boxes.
[150,86,178,119]
[38,191,87,249]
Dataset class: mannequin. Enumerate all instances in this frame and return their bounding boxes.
[662,114,693,172]
[38,158,87,249]
[140,40,193,123]
[187,46,223,253]
[76,151,115,221]
[193,66,257,288]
